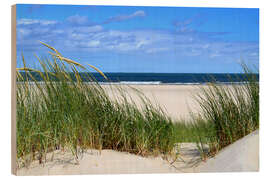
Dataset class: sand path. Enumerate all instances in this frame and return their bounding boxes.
[17,150,180,175]
[17,130,259,175]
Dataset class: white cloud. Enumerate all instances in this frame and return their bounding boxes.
[131,10,146,17]
[73,25,103,33]
[66,15,89,25]
[210,51,222,58]
[146,47,169,54]
[136,39,150,49]
[87,40,100,47]
[103,10,146,24]
[69,33,88,40]
[52,30,64,34]
[17,18,57,26]
[16,17,259,63]
[17,28,31,36]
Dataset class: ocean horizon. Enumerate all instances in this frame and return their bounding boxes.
[17,72,259,85]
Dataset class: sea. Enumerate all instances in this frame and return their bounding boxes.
[18,72,259,85]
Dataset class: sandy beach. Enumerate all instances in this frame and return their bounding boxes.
[17,130,259,175]
[17,84,203,175]
[103,84,203,121]
[12,4,260,176]
[15,84,259,175]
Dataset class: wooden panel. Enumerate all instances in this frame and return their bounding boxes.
[11,4,17,175]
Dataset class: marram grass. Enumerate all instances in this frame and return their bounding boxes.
[189,67,259,157]
[16,42,259,167]
[16,43,176,167]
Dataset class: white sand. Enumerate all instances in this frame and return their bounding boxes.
[17,130,259,175]
[17,143,205,175]
[196,130,259,172]
[103,84,203,121]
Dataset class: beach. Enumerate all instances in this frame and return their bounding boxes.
[12,4,260,176]
[17,84,204,175]
[103,84,203,121]
[15,83,259,175]
[17,130,259,175]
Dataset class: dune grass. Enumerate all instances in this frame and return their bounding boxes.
[188,67,259,157]
[16,43,176,167]
[16,43,259,167]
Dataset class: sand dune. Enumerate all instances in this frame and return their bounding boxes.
[17,143,205,175]
[17,130,259,175]
[17,150,177,175]
[16,85,259,175]
[197,130,259,172]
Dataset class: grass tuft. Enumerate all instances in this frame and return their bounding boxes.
[190,66,259,157]
[16,43,176,167]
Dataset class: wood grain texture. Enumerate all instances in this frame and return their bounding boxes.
[11,4,17,175]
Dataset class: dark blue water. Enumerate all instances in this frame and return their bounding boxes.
[18,72,259,84]
[99,73,259,84]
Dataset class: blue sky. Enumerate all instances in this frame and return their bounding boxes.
[16,4,259,73]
